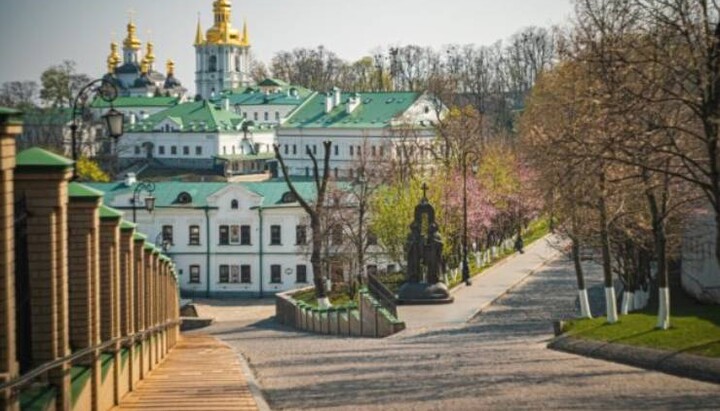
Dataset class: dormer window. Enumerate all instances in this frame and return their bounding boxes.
[281,192,297,203]
[231,199,239,209]
[176,192,192,204]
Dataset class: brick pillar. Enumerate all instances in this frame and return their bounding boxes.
[132,234,146,381]
[151,250,160,365]
[98,205,121,406]
[0,108,22,411]
[15,147,73,411]
[118,222,135,391]
[67,183,102,411]
[143,246,154,370]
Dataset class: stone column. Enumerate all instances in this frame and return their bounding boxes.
[67,182,102,411]
[118,221,135,391]
[98,204,121,407]
[0,108,22,411]
[15,147,73,411]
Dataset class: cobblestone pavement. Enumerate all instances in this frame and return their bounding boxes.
[201,258,720,410]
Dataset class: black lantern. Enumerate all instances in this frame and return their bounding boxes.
[144,195,156,213]
[103,108,125,139]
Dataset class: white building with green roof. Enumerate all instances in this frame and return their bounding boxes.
[87,180,389,298]
[116,100,275,172]
[277,90,442,179]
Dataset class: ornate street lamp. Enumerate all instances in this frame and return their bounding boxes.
[462,150,480,286]
[131,181,156,223]
[70,78,124,180]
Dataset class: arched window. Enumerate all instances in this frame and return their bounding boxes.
[231,199,239,209]
[208,55,217,72]
[281,191,297,203]
[176,192,192,204]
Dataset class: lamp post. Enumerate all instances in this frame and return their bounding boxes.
[353,173,367,285]
[461,150,479,286]
[131,181,156,223]
[155,232,171,253]
[70,78,124,180]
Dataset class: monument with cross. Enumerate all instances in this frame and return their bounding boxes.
[397,183,454,304]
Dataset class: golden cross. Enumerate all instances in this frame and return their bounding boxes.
[127,8,136,22]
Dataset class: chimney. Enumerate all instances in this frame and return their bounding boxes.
[129,113,136,125]
[333,87,341,106]
[124,172,137,187]
[346,93,361,114]
[222,97,230,111]
[325,92,334,113]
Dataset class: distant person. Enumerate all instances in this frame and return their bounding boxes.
[514,235,524,254]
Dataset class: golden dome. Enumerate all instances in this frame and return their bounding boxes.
[205,0,244,46]
[107,42,121,73]
[123,21,141,50]
[145,42,155,64]
[166,59,175,76]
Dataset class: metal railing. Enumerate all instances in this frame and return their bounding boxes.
[367,273,398,318]
[0,320,180,396]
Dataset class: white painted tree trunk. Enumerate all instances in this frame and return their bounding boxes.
[620,291,634,315]
[317,297,332,309]
[657,287,670,330]
[605,287,618,323]
[579,289,592,319]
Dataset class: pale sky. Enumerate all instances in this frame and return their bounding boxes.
[0,0,574,95]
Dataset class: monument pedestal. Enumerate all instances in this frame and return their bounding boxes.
[397,282,454,305]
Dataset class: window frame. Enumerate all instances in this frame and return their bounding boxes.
[219,225,229,245]
[240,225,251,245]
[270,225,281,245]
[189,265,201,283]
[296,264,307,283]
[241,264,251,283]
[219,264,230,283]
[189,225,201,245]
[270,264,282,284]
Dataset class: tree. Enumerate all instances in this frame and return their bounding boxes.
[274,141,334,307]
[40,60,90,108]
[75,156,110,182]
[0,81,39,111]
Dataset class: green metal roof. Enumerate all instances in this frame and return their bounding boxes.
[16,147,73,169]
[87,180,318,208]
[68,182,104,199]
[213,152,276,162]
[0,107,24,125]
[98,204,123,220]
[125,100,243,133]
[133,232,147,241]
[281,91,421,129]
[120,220,136,230]
[213,84,314,107]
[90,96,179,109]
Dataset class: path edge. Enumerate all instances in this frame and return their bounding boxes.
[233,348,273,411]
[548,335,720,385]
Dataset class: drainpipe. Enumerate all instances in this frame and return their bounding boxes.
[258,206,264,298]
[205,207,211,298]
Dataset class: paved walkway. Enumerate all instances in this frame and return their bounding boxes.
[398,234,563,331]
[114,335,259,411]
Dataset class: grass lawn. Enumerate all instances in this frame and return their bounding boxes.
[565,292,720,358]
[291,286,356,308]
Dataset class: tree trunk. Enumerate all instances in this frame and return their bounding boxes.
[598,174,617,323]
[571,234,592,319]
[310,215,329,307]
[647,191,669,329]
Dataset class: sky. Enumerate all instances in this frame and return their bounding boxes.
[0,0,574,96]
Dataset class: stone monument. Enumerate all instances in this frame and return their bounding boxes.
[397,184,454,304]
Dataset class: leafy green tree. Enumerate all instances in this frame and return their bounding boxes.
[40,60,90,108]
[75,157,110,182]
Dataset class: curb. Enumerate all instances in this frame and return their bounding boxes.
[234,349,273,411]
[548,335,720,385]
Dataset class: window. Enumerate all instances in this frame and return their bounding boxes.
[313,145,317,155]
[292,145,297,155]
[240,225,251,245]
[284,144,289,155]
[282,192,296,203]
[177,192,192,204]
[334,145,339,156]
[305,167,309,177]
[231,199,239,209]
[296,225,307,245]
[348,168,354,179]
[367,231,378,246]
[219,225,229,245]
[171,146,177,155]
[189,265,200,283]
[357,146,362,156]
[275,111,280,121]
[264,112,269,121]
[387,264,396,273]
[183,146,190,155]
[162,225,173,244]
[241,265,251,283]
[134,146,140,155]
[332,226,343,245]
[296,265,307,283]
[189,225,200,245]
[270,265,282,283]
[208,55,217,72]
[159,145,165,155]
[367,265,378,276]
[334,168,338,178]
[253,112,258,121]
[379,146,384,157]
[350,146,354,156]
[230,225,240,243]
[230,265,240,283]
[270,225,281,245]
[195,146,202,155]
[219,265,230,283]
